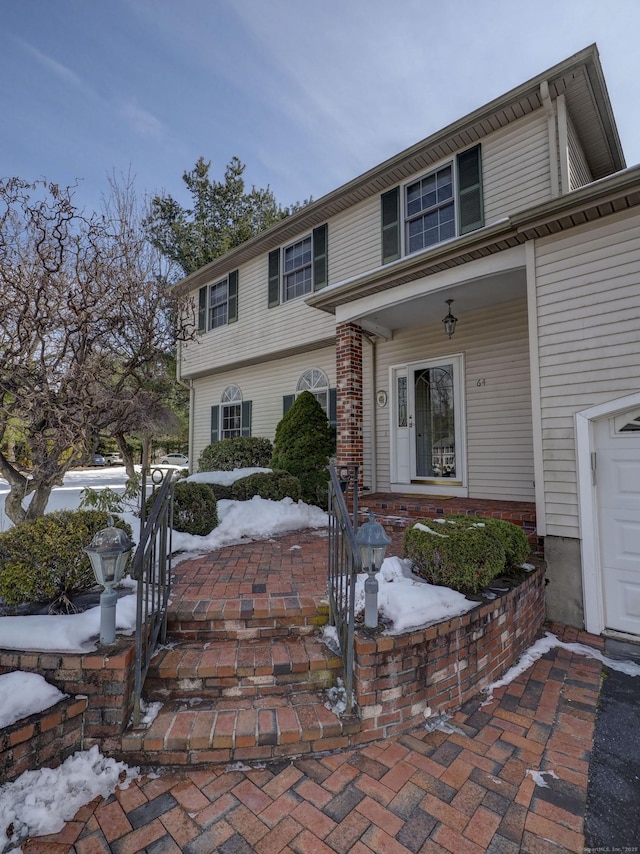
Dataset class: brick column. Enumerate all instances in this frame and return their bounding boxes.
[336,322,363,473]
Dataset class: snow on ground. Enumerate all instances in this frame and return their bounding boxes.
[0,745,139,853]
[482,630,640,704]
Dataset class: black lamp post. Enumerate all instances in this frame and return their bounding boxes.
[85,518,134,645]
[355,512,391,629]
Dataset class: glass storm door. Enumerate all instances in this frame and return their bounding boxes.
[409,360,458,481]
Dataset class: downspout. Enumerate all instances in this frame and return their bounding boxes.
[362,331,377,493]
[175,339,194,472]
[540,81,560,198]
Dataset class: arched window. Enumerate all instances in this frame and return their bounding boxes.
[221,385,242,439]
[296,369,329,413]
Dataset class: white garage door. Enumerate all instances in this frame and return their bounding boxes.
[596,410,640,636]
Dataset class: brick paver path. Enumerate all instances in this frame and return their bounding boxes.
[20,623,602,854]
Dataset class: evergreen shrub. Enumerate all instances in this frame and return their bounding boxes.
[198,436,273,472]
[231,470,301,502]
[402,518,506,595]
[0,510,133,610]
[145,481,218,536]
[438,515,530,568]
[270,391,334,508]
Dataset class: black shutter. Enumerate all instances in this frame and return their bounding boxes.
[457,144,483,235]
[241,401,252,437]
[283,394,295,415]
[198,286,207,333]
[328,388,337,429]
[312,224,328,291]
[228,270,238,323]
[268,249,280,308]
[210,406,219,443]
[381,187,400,264]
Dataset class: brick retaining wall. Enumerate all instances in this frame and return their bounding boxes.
[351,563,546,742]
[0,695,87,783]
[0,638,136,755]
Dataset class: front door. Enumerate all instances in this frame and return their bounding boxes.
[596,410,640,635]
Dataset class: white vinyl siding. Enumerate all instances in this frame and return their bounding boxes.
[371,298,534,500]
[328,196,381,283]
[190,347,336,468]
[181,250,335,379]
[483,111,551,223]
[534,210,640,538]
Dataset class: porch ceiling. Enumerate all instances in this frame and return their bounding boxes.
[344,268,527,336]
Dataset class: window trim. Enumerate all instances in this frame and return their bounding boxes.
[197,270,238,333]
[268,224,328,307]
[381,145,482,264]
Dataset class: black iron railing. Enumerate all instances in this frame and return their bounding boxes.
[327,464,359,715]
[131,470,174,726]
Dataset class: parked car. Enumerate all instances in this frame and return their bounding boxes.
[160,453,189,467]
[92,454,106,467]
[103,453,124,465]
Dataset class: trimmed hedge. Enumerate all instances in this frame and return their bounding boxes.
[198,437,273,472]
[0,510,133,610]
[231,470,301,502]
[403,518,506,595]
[436,515,530,568]
[146,481,218,536]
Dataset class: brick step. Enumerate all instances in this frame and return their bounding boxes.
[120,692,360,766]
[145,636,343,701]
[167,597,330,641]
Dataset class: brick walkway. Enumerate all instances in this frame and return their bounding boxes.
[20,623,603,854]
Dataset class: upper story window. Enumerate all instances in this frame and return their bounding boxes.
[197,270,238,334]
[406,165,455,252]
[284,236,312,300]
[381,144,483,264]
[268,224,328,307]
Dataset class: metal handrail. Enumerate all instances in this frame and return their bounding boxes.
[327,464,359,715]
[131,472,174,726]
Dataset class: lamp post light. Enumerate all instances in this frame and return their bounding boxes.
[85,518,134,645]
[356,512,391,629]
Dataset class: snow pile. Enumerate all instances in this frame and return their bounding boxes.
[357,555,478,634]
[187,468,271,486]
[0,591,138,653]
[171,495,328,553]
[0,672,67,728]
[0,745,139,852]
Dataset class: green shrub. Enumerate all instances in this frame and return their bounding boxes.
[145,481,218,536]
[173,481,218,536]
[231,470,302,502]
[402,519,506,595]
[0,510,133,610]
[270,391,334,508]
[206,482,234,502]
[438,515,530,568]
[198,436,273,472]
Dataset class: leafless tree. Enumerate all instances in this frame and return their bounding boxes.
[0,176,193,524]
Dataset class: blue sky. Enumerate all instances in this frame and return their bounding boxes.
[3,0,640,214]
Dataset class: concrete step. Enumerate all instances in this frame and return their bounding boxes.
[120,692,360,766]
[166,597,330,641]
[145,637,343,701]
